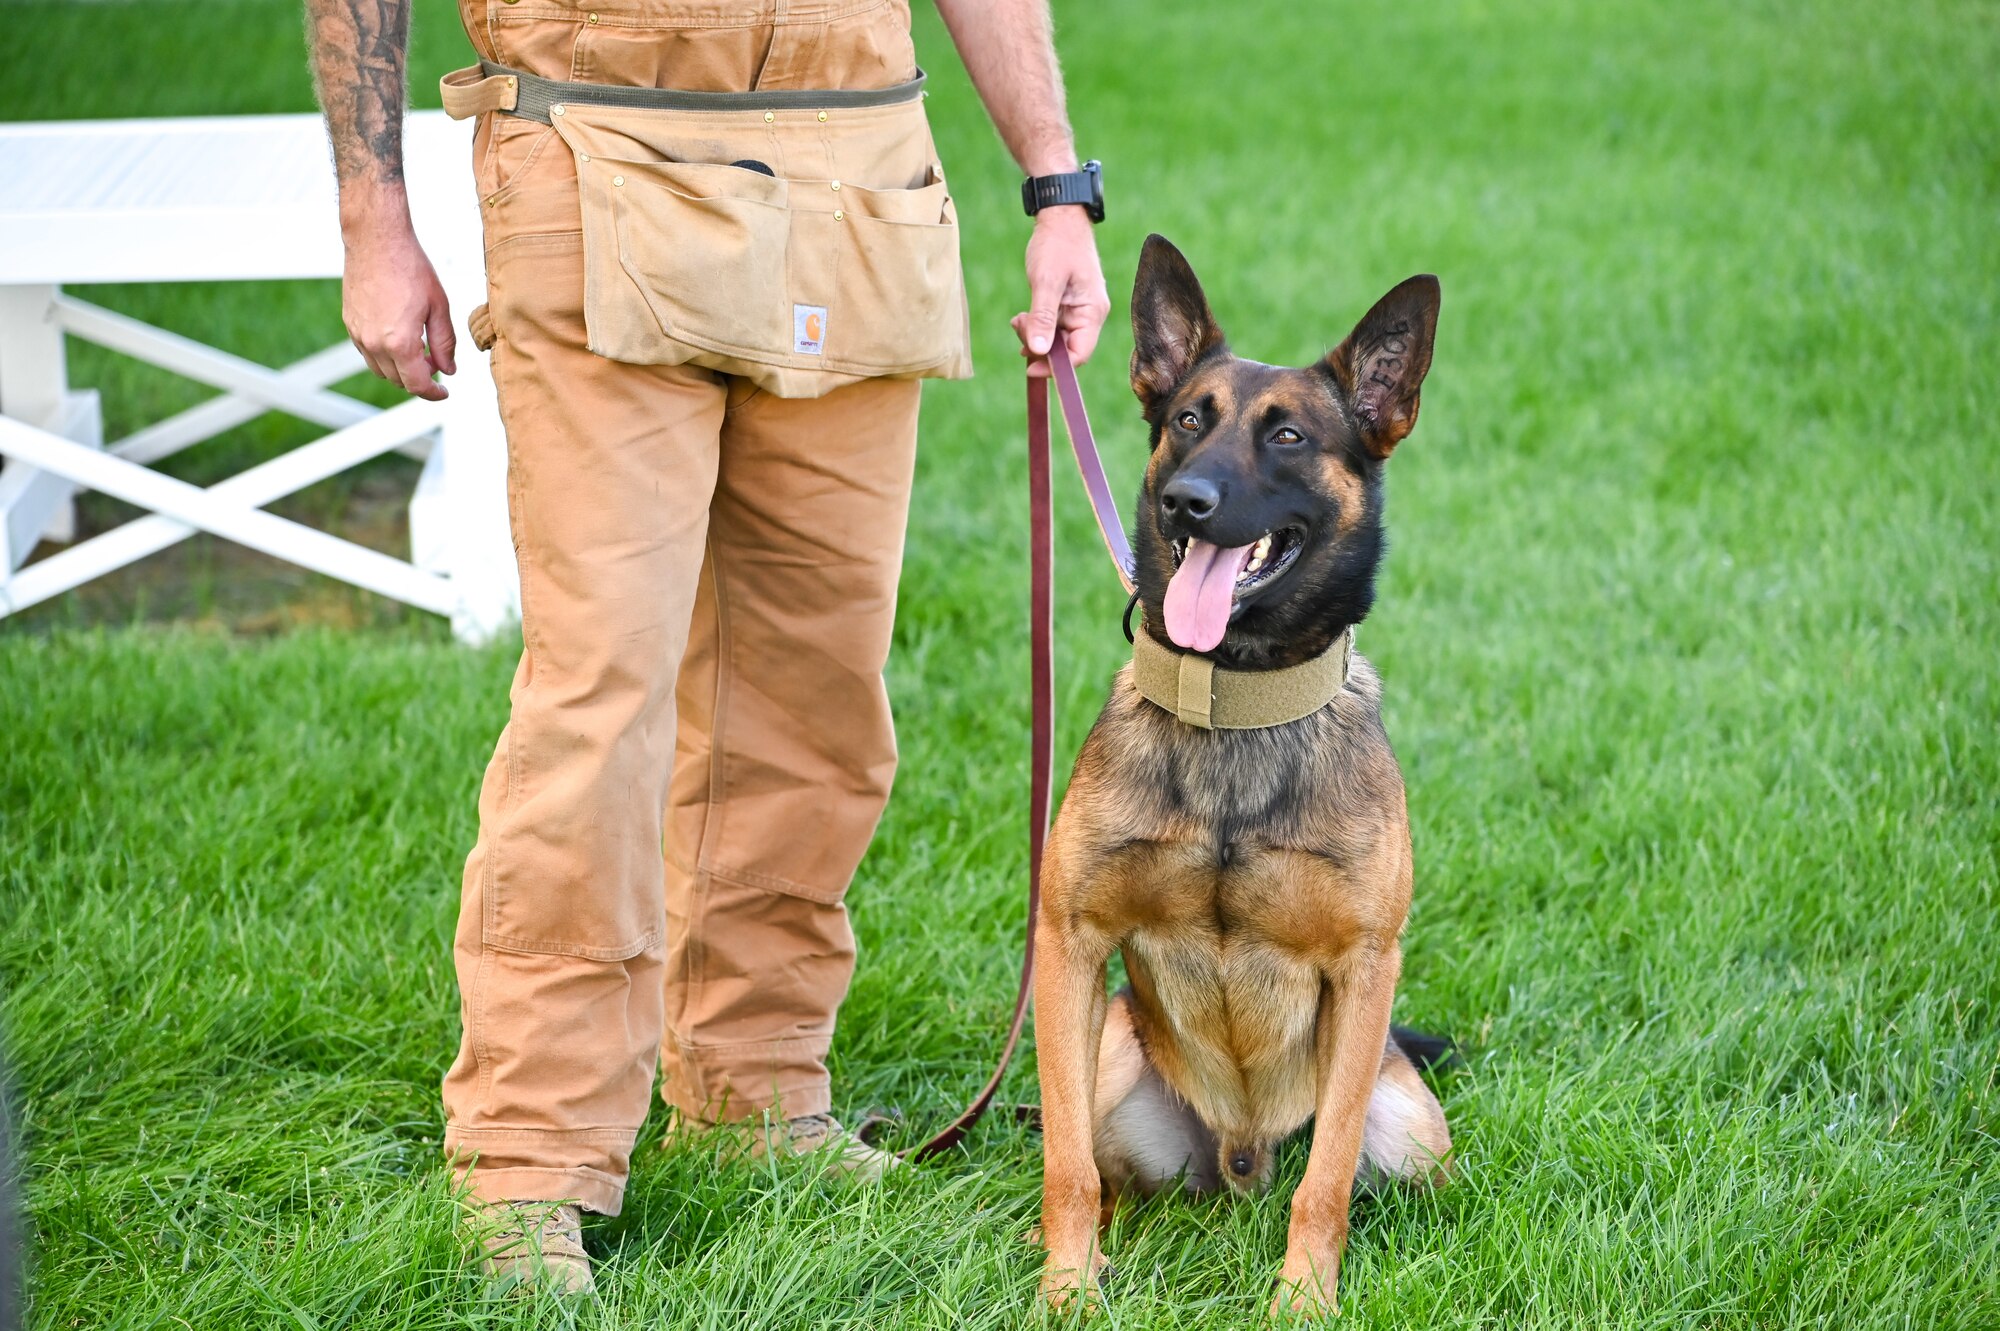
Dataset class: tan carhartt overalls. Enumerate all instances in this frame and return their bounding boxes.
[436,0,969,1215]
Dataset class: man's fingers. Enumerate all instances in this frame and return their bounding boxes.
[1057,278,1112,366]
[351,338,387,384]
[359,343,399,388]
[1011,312,1054,378]
[338,243,455,397]
[1016,285,1110,374]
[1023,278,1063,355]
[425,298,458,377]
[384,334,447,401]
[345,318,389,384]
[398,356,449,400]
[359,321,452,397]
[1062,315,1105,368]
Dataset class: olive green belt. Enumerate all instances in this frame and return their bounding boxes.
[439,60,927,124]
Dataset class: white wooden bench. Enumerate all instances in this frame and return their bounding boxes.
[0,110,519,643]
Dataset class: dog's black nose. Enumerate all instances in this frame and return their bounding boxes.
[1160,474,1221,524]
[1230,1150,1255,1177]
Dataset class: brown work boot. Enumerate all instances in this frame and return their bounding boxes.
[759,1112,902,1181]
[469,1200,595,1298]
[674,1111,902,1182]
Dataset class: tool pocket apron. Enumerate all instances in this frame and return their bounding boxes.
[444,62,971,399]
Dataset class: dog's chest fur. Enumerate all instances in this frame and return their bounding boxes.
[1057,653,1412,1152]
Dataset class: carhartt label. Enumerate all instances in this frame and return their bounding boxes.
[793,304,827,355]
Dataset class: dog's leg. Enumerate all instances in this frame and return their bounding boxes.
[1035,873,1115,1311]
[1270,943,1401,1319]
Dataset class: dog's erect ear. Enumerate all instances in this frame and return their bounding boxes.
[1323,275,1440,458]
[1130,234,1226,418]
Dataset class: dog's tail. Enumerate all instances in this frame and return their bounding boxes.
[1388,1024,1459,1073]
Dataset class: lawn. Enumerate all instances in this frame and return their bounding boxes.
[3,0,1997,1326]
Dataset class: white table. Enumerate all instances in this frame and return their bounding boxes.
[0,110,519,643]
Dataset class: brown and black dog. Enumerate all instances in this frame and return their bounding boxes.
[1033,236,1450,1317]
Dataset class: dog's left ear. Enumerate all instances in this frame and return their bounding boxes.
[1323,275,1440,459]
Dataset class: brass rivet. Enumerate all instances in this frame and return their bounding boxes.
[505,77,517,87]
[817,110,828,122]
[586,10,599,21]
[763,110,775,123]
[833,208,844,221]
[612,175,625,187]
[551,104,565,117]
[829,180,840,191]
[486,194,500,206]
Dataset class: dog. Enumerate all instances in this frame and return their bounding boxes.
[1033,235,1450,1317]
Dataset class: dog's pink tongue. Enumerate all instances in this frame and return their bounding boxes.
[1163,539,1255,651]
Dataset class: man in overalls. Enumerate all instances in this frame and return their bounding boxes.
[306,0,1109,1295]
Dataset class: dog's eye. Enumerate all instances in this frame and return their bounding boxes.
[1273,427,1303,445]
[1176,411,1200,431]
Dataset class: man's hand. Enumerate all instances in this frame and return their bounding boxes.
[342,222,455,401]
[933,0,1112,374]
[1012,206,1111,377]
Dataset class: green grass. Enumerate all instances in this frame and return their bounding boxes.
[3,0,1998,1326]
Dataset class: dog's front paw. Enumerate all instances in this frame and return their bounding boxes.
[1268,1253,1337,1320]
[1040,1250,1109,1313]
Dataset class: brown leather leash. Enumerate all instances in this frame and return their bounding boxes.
[878,342,1133,1162]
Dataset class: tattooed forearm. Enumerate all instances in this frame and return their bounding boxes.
[306,0,413,193]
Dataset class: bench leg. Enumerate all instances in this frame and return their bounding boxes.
[0,283,102,574]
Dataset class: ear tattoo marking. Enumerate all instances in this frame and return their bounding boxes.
[1369,322,1412,387]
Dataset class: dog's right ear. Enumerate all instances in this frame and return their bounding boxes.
[1130,234,1226,421]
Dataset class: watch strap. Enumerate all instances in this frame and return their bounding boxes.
[1021,161,1103,222]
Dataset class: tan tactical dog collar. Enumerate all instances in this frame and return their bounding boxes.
[1131,626,1354,729]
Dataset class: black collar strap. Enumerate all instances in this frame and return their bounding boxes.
[1131,626,1353,729]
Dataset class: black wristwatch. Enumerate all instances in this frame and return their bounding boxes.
[1022,160,1104,223]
